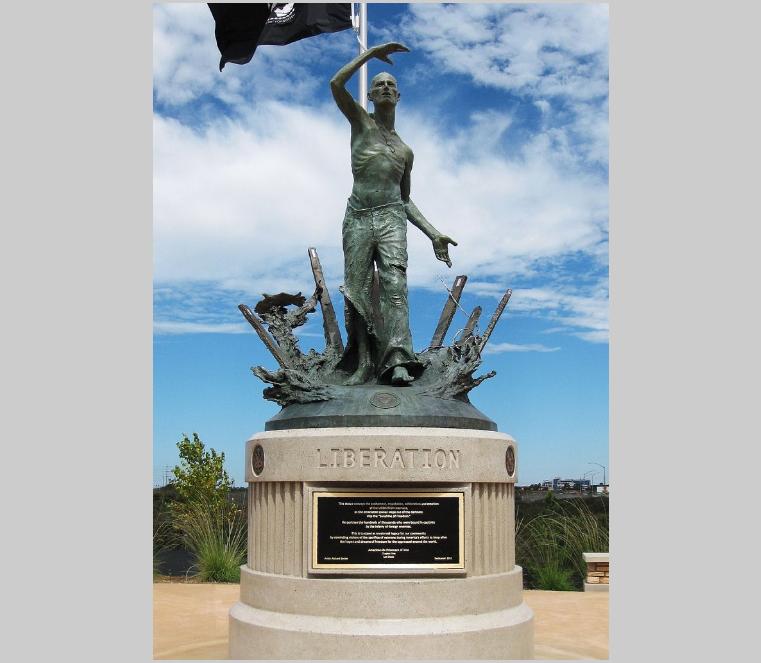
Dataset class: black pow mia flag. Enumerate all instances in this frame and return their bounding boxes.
[208,3,353,71]
[259,3,352,45]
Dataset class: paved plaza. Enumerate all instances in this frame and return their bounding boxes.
[153,581,608,659]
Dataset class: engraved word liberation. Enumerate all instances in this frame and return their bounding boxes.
[316,447,461,470]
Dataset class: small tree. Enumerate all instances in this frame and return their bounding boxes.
[171,433,233,511]
[168,433,245,582]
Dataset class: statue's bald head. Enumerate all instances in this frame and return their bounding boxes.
[368,72,400,106]
[371,72,397,87]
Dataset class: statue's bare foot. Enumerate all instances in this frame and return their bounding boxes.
[346,363,374,386]
[391,366,414,386]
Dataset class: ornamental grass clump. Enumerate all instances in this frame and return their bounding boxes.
[178,499,247,583]
[530,559,575,592]
[553,498,608,581]
[153,513,172,577]
[517,513,575,590]
[516,495,608,590]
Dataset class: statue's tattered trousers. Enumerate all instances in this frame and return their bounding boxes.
[341,201,422,380]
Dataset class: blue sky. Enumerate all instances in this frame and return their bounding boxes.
[153,3,609,487]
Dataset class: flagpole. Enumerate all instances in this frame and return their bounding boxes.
[358,3,368,110]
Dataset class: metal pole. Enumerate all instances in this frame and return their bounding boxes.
[588,462,607,485]
[358,3,368,110]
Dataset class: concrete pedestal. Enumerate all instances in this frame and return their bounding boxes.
[229,427,534,659]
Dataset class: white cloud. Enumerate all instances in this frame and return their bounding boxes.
[154,321,248,335]
[397,3,609,168]
[153,104,351,288]
[484,342,560,354]
[152,4,219,106]
[154,105,607,277]
[400,4,608,101]
[509,286,609,343]
[574,330,609,343]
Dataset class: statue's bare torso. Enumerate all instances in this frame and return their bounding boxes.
[348,122,412,209]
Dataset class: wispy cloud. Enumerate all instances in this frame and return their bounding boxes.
[396,3,609,168]
[484,342,561,354]
[154,321,248,335]
[574,330,609,344]
[509,286,609,343]
[399,4,608,97]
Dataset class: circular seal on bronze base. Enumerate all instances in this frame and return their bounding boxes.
[369,391,401,409]
[252,444,265,476]
[505,446,516,477]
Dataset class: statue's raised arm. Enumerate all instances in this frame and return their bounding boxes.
[329,42,410,124]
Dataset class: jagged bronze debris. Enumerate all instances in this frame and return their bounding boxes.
[239,248,512,407]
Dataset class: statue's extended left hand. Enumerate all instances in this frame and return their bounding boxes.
[433,235,458,268]
[371,42,411,65]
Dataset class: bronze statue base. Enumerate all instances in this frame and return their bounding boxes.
[265,383,496,431]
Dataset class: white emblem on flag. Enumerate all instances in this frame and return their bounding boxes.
[267,4,296,25]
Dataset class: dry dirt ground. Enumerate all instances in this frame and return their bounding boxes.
[153,580,608,659]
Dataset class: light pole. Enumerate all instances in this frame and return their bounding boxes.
[588,462,606,486]
[577,470,594,491]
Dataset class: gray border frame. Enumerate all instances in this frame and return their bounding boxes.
[8,1,757,662]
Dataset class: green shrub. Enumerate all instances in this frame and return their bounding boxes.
[178,499,247,583]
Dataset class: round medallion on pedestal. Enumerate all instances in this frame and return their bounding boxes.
[505,446,516,477]
[252,444,265,476]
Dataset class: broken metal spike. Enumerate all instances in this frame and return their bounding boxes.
[478,288,512,354]
[307,247,344,353]
[239,304,290,368]
[429,275,468,349]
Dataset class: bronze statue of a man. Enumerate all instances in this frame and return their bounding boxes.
[331,42,457,386]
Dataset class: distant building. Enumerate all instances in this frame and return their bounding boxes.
[546,478,591,491]
[536,477,607,493]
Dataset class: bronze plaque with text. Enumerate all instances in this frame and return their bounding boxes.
[312,491,464,570]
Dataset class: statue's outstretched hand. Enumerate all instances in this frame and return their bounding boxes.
[371,42,410,65]
[433,235,458,268]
